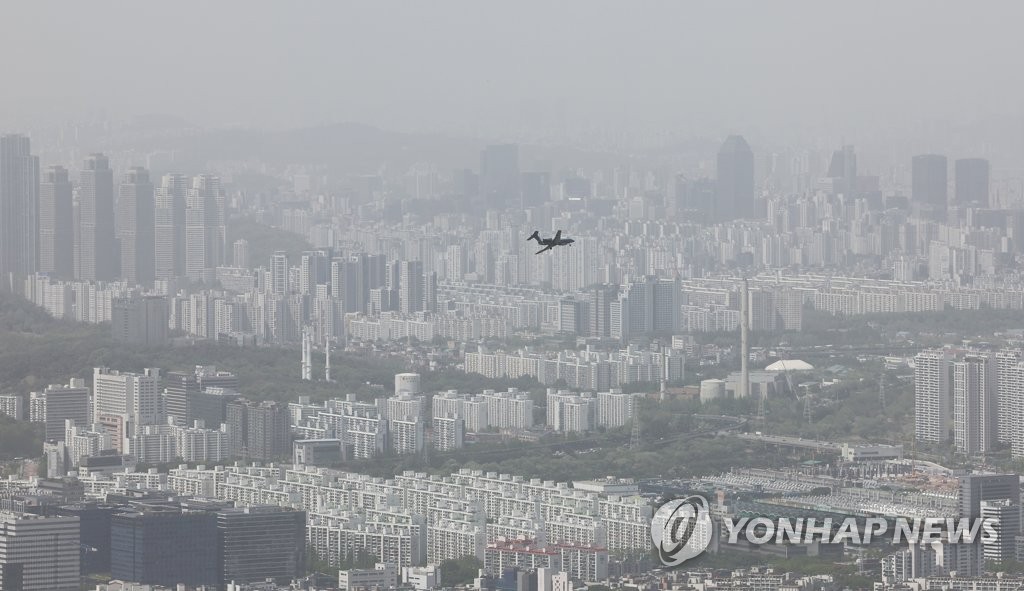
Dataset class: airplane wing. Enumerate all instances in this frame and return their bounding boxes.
[553,229,562,242]
[535,244,555,254]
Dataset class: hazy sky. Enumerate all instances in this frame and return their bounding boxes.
[3,1,1024,144]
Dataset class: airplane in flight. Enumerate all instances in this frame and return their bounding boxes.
[527,230,574,254]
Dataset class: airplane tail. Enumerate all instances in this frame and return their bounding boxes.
[527,230,540,242]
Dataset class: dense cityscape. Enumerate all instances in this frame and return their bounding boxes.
[3,3,1024,591]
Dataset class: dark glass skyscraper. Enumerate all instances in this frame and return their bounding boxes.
[0,134,40,283]
[716,135,755,221]
[110,508,219,587]
[216,506,306,586]
[39,165,74,278]
[955,158,990,207]
[911,154,948,213]
[78,154,116,281]
[118,167,155,286]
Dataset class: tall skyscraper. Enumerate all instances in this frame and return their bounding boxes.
[399,260,424,314]
[825,144,857,197]
[911,154,948,213]
[716,135,755,221]
[154,173,188,280]
[38,165,74,278]
[118,167,155,286]
[952,354,997,455]
[955,158,990,207]
[0,134,40,284]
[111,295,168,346]
[914,349,951,443]
[270,251,289,296]
[185,174,225,282]
[78,154,116,281]
[480,144,520,210]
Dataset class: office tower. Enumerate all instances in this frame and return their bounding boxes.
[216,506,306,585]
[185,174,225,282]
[300,250,327,295]
[912,154,948,213]
[521,171,551,209]
[0,511,80,591]
[92,367,161,428]
[716,135,755,221]
[914,349,951,443]
[154,173,188,280]
[957,473,1019,576]
[480,144,520,210]
[110,507,218,587]
[981,499,1019,567]
[111,295,168,346]
[56,503,123,575]
[0,395,23,421]
[163,371,198,426]
[825,144,857,197]
[955,158,990,207]
[0,134,40,283]
[232,238,249,268]
[226,399,289,460]
[40,380,91,441]
[38,165,73,278]
[117,167,155,286]
[399,260,424,314]
[952,354,997,455]
[270,251,289,296]
[78,154,116,281]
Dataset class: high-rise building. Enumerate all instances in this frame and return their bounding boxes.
[78,154,116,281]
[0,511,80,591]
[232,238,250,268]
[270,251,289,296]
[226,399,290,460]
[912,154,948,214]
[154,173,188,280]
[825,144,857,197]
[216,506,306,586]
[300,250,327,295]
[111,295,168,346]
[39,379,91,441]
[117,167,155,286]
[716,135,755,221]
[92,367,162,428]
[110,507,219,588]
[952,354,997,455]
[480,144,520,210]
[955,158,990,207]
[957,473,1019,576]
[914,349,951,443]
[399,260,424,314]
[163,371,199,427]
[0,134,40,284]
[184,174,225,282]
[38,165,73,278]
